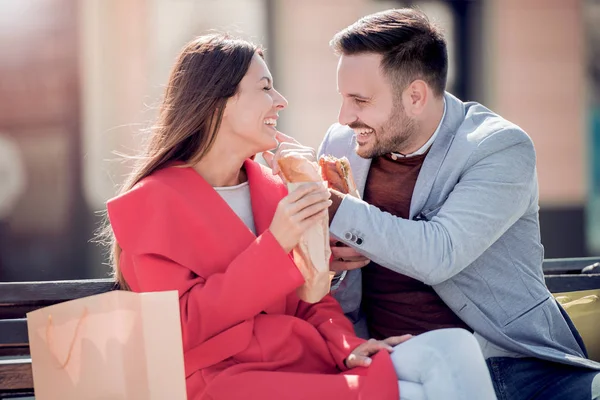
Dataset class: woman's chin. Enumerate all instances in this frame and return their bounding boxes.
[263,134,279,151]
[246,138,278,157]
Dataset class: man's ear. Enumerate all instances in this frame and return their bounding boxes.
[403,80,428,116]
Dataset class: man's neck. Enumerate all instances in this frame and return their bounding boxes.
[397,98,445,156]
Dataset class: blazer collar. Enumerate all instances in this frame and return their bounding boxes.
[409,92,465,218]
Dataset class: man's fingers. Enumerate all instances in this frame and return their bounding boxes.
[279,146,316,161]
[331,246,368,260]
[329,259,369,273]
[262,136,315,177]
[262,150,282,175]
[275,131,301,145]
[383,334,413,347]
[262,151,275,168]
[330,246,370,272]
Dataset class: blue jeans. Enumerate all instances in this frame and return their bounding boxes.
[486,357,600,400]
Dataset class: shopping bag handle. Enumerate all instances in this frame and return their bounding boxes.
[45,307,88,368]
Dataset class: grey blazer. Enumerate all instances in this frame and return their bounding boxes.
[318,92,600,370]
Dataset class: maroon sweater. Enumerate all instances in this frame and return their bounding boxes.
[332,153,470,339]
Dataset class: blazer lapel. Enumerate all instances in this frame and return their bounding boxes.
[409,93,464,219]
[344,137,373,198]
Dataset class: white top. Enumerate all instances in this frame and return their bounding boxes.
[390,99,447,159]
[214,181,256,235]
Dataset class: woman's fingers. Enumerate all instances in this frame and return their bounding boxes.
[383,334,413,347]
[285,182,323,203]
[345,353,372,368]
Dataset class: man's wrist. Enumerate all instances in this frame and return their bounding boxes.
[328,189,345,225]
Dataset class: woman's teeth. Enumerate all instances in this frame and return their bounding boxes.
[264,118,277,127]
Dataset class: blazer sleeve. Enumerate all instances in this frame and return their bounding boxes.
[107,179,305,354]
[330,128,537,285]
[295,295,366,370]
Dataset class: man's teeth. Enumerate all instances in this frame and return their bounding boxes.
[354,128,374,135]
[264,118,277,126]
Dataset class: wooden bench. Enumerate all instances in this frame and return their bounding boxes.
[1,259,599,398]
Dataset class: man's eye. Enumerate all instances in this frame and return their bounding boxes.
[355,98,366,104]
[263,86,273,91]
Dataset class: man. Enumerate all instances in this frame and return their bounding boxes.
[267,8,600,400]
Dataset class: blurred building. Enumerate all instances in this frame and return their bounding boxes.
[0,0,597,281]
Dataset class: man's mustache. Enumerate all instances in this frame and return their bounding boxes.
[349,122,374,131]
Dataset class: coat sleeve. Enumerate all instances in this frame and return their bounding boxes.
[107,178,305,355]
[294,295,366,370]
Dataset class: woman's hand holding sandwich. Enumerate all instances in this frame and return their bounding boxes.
[269,182,331,253]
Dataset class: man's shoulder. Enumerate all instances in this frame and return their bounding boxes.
[458,101,532,147]
[319,123,356,157]
[325,123,355,143]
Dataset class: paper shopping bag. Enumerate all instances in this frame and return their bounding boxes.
[554,289,600,362]
[26,290,187,400]
[288,182,335,303]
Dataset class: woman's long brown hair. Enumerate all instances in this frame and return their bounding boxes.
[96,34,262,289]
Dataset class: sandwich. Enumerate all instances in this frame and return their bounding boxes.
[318,155,360,198]
[277,153,322,183]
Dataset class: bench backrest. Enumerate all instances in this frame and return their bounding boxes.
[0,279,116,357]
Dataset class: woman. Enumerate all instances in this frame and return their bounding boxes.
[103,34,496,400]
[103,33,400,400]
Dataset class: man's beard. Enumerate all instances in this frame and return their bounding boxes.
[353,107,418,159]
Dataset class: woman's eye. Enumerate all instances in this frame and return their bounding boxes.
[263,86,273,91]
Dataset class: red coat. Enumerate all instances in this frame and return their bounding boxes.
[107,159,398,400]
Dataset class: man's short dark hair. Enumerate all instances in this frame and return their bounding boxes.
[331,8,448,97]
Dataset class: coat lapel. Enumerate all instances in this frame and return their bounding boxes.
[176,165,257,267]
[409,93,464,219]
[171,160,286,276]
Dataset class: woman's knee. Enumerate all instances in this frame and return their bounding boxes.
[390,328,482,371]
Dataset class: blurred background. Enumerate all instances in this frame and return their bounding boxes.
[0,0,598,281]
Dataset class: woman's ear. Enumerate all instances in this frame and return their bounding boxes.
[222,96,235,119]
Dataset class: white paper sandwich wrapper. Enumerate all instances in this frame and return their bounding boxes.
[287,182,334,303]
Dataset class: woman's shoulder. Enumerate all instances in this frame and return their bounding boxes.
[111,164,193,204]
[106,165,197,252]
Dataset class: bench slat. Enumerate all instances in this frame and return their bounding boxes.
[0,279,116,320]
[0,320,28,349]
[0,279,115,304]
[544,274,600,293]
[542,257,600,274]
[0,358,32,391]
